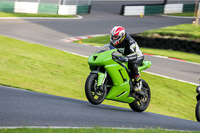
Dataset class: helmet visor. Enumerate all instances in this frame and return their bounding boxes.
[111,35,120,41]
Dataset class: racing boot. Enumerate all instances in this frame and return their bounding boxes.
[133,75,144,96]
[129,75,143,96]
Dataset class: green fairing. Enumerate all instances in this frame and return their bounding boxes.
[97,72,106,87]
[88,45,151,103]
[139,60,152,72]
[88,49,116,66]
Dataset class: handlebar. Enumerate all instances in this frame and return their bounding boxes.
[112,53,119,61]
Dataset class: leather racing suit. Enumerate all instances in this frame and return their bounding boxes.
[110,33,144,79]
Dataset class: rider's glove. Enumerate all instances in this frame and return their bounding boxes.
[118,56,128,62]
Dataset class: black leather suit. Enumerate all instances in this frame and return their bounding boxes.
[110,33,144,78]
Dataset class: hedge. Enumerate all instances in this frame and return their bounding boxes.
[131,34,200,55]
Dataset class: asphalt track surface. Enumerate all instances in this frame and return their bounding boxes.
[1,85,200,131]
[0,1,200,130]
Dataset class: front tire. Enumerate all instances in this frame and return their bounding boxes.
[195,101,200,122]
[85,74,107,105]
[129,80,151,112]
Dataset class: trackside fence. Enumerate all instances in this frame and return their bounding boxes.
[0,1,15,13]
[121,3,198,16]
[0,0,91,15]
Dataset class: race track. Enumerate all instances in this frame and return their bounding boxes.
[0,85,200,131]
[0,1,200,130]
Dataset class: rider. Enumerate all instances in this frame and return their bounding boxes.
[110,26,144,95]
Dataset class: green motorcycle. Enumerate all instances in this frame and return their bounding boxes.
[85,44,152,112]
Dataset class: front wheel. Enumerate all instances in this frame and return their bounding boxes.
[85,74,107,105]
[129,79,151,112]
[195,101,200,122]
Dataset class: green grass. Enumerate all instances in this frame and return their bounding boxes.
[141,48,200,63]
[75,35,110,46]
[1,127,200,133]
[140,24,200,42]
[74,34,200,64]
[167,12,195,17]
[0,35,197,121]
[0,12,74,17]
[0,35,89,99]
[142,72,196,121]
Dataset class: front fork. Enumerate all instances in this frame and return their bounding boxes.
[90,71,107,92]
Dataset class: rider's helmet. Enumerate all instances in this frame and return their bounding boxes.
[110,26,125,46]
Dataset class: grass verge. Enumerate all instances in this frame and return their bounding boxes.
[0,127,199,133]
[0,12,74,18]
[166,12,195,17]
[74,34,200,64]
[139,24,200,42]
[0,35,197,121]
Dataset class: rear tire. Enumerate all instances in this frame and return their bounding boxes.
[195,101,200,122]
[129,80,151,112]
[85,74,107,105]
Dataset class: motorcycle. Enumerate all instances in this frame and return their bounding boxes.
[85,44,152,112]
[195,80,200,122]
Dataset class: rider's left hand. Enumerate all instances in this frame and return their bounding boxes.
[118,56,128,62]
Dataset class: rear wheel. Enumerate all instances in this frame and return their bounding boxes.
[195,101,200,122]
[129,80,151,112]
[85,74,107,105]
